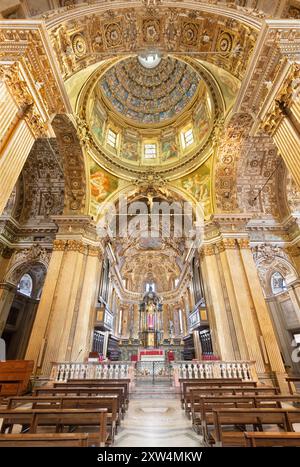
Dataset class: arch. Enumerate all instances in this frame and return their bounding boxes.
[5,260,48,299]
[46,3,260,83]
[254,253,298,297]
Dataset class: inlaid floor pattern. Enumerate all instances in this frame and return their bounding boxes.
[114,380,202,447]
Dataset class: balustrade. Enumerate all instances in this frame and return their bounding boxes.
[50,360,257,385]
[172,360,257,382]
[50,361,134,382]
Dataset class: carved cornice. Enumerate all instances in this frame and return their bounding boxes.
[0,63,46,138]
[261,62,300,135]
[234,20,300,134]
[0,20,72,115]
[212,213,253,233]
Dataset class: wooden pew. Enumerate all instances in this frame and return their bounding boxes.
[34,387,125,419]
[65,379,130,407]
[286,377,300,395]
[183,384,278,416]
[5,395,119,443]
[54,380,129,410]
[0,360,34,396]
[179,378,245,407]
[191,394,300,442]
[0,408,108,446]
[244,432,300,447]
[0,433,89,447]
[211,407,300,447]
[179,379,257,411]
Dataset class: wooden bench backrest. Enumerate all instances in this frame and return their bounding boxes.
[189,386,279,397]
[7,395,119,419]
[213,408,300,443]
[0,408,108,445]
[0,433,89,447]
[0,360,34,396]
[54,381,129,400]
[62,380,130,399]
[244,432,300,447]
[180,380,257,399]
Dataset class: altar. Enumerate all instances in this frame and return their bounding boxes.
[138,349,165,362]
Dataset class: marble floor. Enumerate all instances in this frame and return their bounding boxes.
[114,381,203,447]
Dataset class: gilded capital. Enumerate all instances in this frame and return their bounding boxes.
[237,238,250,249]
[201,245,215,256]
[53,240,67,251]
[88,245,100,257]
[66,240,85,253]
[222,238,237,249]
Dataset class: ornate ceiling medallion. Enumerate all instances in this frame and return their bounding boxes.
[72,34,87,58]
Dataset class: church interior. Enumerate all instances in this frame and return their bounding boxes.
[1,0,300,449]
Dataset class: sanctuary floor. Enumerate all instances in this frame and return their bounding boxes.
[114,380,202,447]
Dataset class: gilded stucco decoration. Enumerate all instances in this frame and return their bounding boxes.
[47,5,257,81]
[17,139,65,224]
[51,115,87,214]
[252,243,298,296]
[5,244,50,287]
[0,25,68,116]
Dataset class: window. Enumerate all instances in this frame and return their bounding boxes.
[138,53,161,69]
[178,309,183,334]
[17,273,33,297]
[271,272,287,294]
[145,282,156,292]
[182,128,194,148]
[144,143,157,159]
[107,129,117,148]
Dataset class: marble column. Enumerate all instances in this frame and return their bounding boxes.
[220,239,264,371]
[0,247,15,335]
[273,116,300,188]
[162,303,170,340]
[69,247,102,362]
[121,305,130,339]
[0,83,35,215]
[201,245,236,361]
[133,304,139,339]
[0,283,16,336]
[287,281,300,324]
[239,240,289,390]
[25,240,65,369]
[25,235,103,375]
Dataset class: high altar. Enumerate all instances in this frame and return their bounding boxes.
[139,287,163,349]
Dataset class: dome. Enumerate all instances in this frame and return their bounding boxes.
[85,55,219,178]
[99,56,200,125]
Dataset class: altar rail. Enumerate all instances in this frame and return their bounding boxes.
[173,361,258,382]
[50,361,134,383]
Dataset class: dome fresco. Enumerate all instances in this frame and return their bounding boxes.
[85,55,221,177]
[99,56,200,124]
